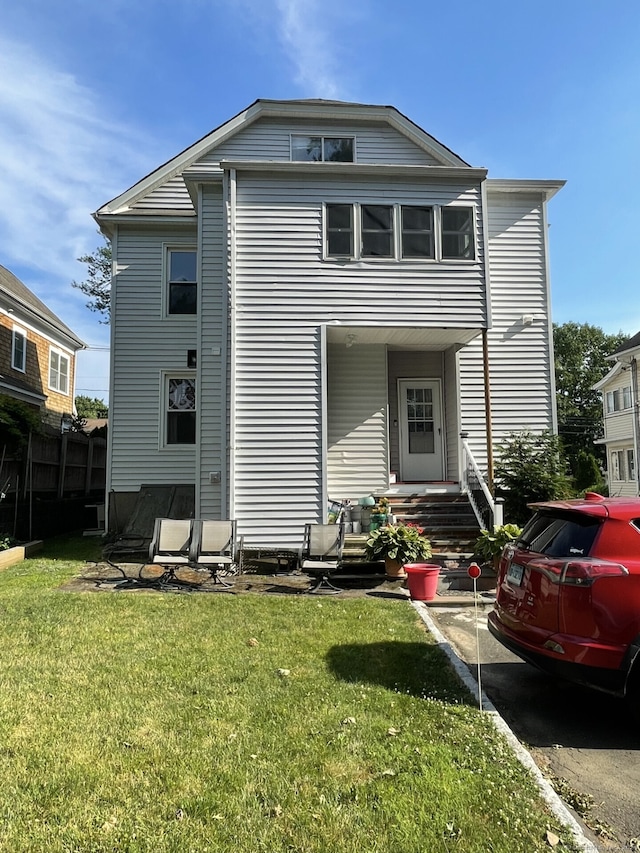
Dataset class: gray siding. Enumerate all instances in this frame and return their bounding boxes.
[327,344,388,498]
[110,225,198,491]
[133,176,194,211]
[459,192,554,466]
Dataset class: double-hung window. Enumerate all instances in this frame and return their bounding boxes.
[291,135,354,162]
[166,377,196,445]
[611,450,624,481]
[167,249,197,315]
[606,386,632,413]
[627,449,636,482]
[49,348,69,394]
[324,203,474,261]
[12,327,26,372]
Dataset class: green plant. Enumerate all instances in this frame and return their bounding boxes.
[365,522,432,564]
[494,430,571,526]
[474,524,522,565]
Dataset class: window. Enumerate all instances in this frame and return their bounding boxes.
[12,327,26,372]
[361,205,393,257]
[401,206,434,258]
[627,449,636,482]
[326,204,354,257]
[611,450,624,481]
[324,203,474,262]
[166,377,196,445]
[441,207,475,260]
[606,386,632,413]
[291,135,354,162]
[168,249,197,315]
[49,348,69,394]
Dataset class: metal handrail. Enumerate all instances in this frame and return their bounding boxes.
[460,433,503,530]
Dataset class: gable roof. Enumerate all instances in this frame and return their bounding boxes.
[609,330,640,358]
[96,98,474,217]
[0,265,85,350]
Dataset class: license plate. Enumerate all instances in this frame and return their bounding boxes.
[506,563,524,586]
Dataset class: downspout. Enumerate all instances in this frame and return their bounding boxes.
[480,180,495,493]
[227,168,237,519]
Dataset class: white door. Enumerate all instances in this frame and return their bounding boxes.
[398,379,443,481]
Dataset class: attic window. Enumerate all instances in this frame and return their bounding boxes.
[291,135,354,163]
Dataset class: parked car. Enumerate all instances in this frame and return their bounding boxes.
[488,492,640,717]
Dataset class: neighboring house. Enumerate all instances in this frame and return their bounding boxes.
[0,265,85,429]
[95,98,564,546]
[594,331,640,496]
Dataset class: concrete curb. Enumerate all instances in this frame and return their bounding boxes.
[410,597,600,853]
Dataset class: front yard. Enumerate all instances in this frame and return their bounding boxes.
[0,537,580,852]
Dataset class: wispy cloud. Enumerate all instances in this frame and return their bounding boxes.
[273,0,347,99]
[0,36,151,282]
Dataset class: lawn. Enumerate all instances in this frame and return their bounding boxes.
[0,536,580,852]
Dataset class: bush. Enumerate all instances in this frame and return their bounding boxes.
[573,450,605,494]
[494,430,571,526]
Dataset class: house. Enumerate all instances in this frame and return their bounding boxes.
[0,264,85,430]
[593,331,640,496]
[95,98,564,546]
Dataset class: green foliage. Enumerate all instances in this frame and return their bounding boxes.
[474,524,522,564]
[0,395,41,450]
[573,450,605,493]
[494,430,571,526]
[365,522,432,564]
[554,322,628,470]
[0,534,17,551]
[74,395,108,418]
[71,235,112,323]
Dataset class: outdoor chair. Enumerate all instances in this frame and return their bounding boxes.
[146,517,193,584]
[189,519,243,586]
[299,523,345,594]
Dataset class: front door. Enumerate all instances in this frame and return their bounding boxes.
[398,379,443,481]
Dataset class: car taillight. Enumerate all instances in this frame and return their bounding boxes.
[561,559,629,586]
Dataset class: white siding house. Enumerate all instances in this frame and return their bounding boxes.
[594,332,640,496]
[95,98,564,546]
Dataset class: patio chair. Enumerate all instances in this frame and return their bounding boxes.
[146,517,193,584]
[189,519,243,586]
[300,523,345,594]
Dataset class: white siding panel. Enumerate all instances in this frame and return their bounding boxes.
[133,176,194,211]
[110,226,198,491]
[327,344,388,497]
[459,192,554,468]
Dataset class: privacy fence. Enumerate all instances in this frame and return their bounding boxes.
[0,430,106,541]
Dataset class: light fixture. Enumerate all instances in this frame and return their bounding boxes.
[522,314,534,326]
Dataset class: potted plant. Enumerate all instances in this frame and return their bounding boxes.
[365,522,432,579]
[474,523,522,571]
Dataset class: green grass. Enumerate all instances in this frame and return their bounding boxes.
[0,536,579,852]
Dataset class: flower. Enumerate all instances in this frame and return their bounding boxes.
[365,523,432,565]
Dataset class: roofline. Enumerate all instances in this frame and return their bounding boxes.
[0,286,85,350]
[96,99,473,215]
[194,161,488,180]
[485,179,566,201]
[592,361,624,390]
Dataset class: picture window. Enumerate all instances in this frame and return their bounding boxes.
[291,135,354,163]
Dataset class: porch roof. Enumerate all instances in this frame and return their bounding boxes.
[325,325,481,350]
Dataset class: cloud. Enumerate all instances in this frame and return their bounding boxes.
[274,0,347,99]
[0,36,152,281]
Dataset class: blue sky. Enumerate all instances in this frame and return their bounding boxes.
[1,0,639,404]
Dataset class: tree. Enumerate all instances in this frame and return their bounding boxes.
[554,322,628,471]
[0,395,42,451]
[75,396,108,418]
[72,236,111,323]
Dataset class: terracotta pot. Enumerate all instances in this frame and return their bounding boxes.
[384,557,406,579]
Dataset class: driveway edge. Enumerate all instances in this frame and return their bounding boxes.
[411,598,600,853]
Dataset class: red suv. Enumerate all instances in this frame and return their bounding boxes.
[488,493,640,715]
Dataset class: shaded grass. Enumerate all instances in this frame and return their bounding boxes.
[0,536,580,852]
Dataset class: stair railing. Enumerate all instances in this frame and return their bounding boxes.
[460,433,504,531]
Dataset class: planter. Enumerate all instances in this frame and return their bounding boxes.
[384,557,406,579]
[404,563,441,601]
[0,540,43,571]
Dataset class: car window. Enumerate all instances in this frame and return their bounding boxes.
[517,512,601,558]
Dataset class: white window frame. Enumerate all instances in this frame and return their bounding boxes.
[161,372,197,448]
[611,449,624,481]
[290,135,356,163]
[627,448,635,482]
[323,203,476,263]
[48,347,70,395]
[606,386,632,413]
[11,326,26,372]
[164,245,197,317]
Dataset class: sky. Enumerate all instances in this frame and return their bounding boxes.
[1,0,640,405]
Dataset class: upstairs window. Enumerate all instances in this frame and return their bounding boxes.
[326,204,354,256]
[606,386,632,413]
[291,135,354,162]
[168,249,197,315]
[627,449,636,482]
[49,348,69,395]
[12,327,26,372]
[401,206,434,258]
[361,205,394,257]
[441,207,475,260]
[166,377,196,445]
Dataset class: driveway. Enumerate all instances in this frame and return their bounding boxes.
[425,596,640,853]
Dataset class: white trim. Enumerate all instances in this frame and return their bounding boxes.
[486,178,566,200]
[0,308,77,355]
[480,180,492,330]
[228,168,238,520]
[48,346,70,396]
[542,195,558,433]
[11,325,26,373]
